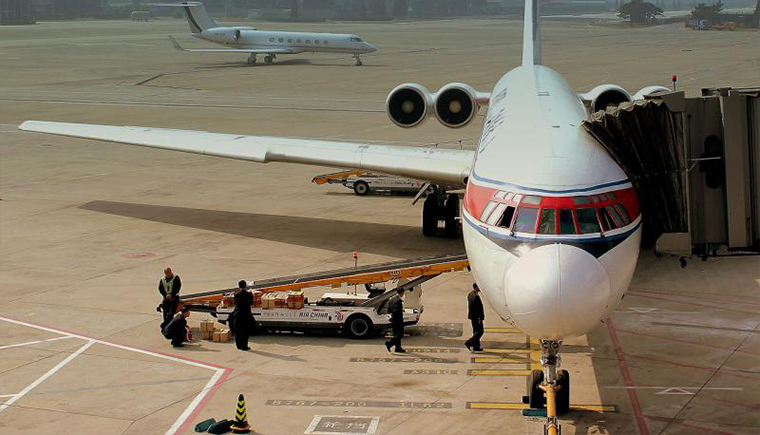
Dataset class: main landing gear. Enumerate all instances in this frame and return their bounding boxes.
[263,54,275,64]
[247,54,257,64]
[525,340,569,435]
[422,188,459,238]
[353,53,363,66]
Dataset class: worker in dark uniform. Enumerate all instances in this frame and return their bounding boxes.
[158,267,182,330]
[234,280,253,351]
[465,283,485,352]
[384,289,406,353]
[163,307,190,348]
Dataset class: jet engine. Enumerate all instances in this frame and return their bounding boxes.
[386,82,487,128]
[581,84,632,113]
[434,83,482,128]
[386,83,434,128]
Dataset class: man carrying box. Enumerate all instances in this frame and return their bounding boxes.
[234,280,254,351]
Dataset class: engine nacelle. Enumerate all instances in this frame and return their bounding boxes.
[434,83,481,128]
[632,85,671,101]
[386,83,434,128]
[581,84,632,113]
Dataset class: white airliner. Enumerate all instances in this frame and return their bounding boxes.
[20,0,669,426]
[154,2,377,65]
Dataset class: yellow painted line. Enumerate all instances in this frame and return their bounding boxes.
[484,327,521,333]
[467,369,532,376]
[467,402,617,412]
[472,357,531,364]
[482,348,532,354]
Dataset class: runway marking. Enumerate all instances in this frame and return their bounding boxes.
[467,369,532,376]
[0,316,232,435]
[471,357,531,364]
[0,340,95,414]
[350,357,457,364]
[0,335,74,350]
[266,399,451,409]
[466,402,617,412]
[305,415,380,435]
[404,369,458,375]
[484,327,521,333]
[481,348,532,354]
[606,386,743,395]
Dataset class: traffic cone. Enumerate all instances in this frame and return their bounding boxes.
[231,393,251,433]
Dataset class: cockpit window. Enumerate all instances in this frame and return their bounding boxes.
[559,209,576,234]
[521,195,541,205]
[486,203,507,226]
[480,201,498,222]
[349,36,364,42]
[573,196,591,205]
[576,208,601,233]
[499,206,516,228]
[538,209,556,234]
[513,208,539,233]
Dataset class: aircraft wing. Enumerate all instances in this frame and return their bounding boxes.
[169,36,294,54]
[18,121,474,186]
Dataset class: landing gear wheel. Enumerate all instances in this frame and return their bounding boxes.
[353,181,369,196]
[556,369,570,414]
[345,315,374,339]
[353,54,363,66]
[443,194,459,238]
[264,55,274,64]
[247,54,257,64]
[422,194,440,237]
[527,369,545,409]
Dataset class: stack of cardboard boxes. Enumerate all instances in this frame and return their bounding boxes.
[261,291,304,309]
[200,319,230,342]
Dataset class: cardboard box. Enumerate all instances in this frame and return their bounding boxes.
[253,291,263,308]
[200,320,214,332]
[201,330,212,340]
[212,329,230,342]
[287,291,304,309]
[275,293,288,308]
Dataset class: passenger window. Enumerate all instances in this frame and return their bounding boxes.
[576,208,601,233]
[288,39,293,43]
[487,203,507,226]
[269,37,274,42]
[480,201,498,222]
[306,39,311,43]
[538,209,556,234]
[573,196,591,205]
[278,37,284,42]
[499,206,516,228]
[513,208,539,233]
[522,195,541,205]
[315,40,320,44]
[598,207,618,231]
[559,209,576,234]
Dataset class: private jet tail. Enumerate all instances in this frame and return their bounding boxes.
[148,2,218,33]
[522,0,542,66]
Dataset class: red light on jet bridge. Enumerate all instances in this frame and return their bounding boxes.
[671,74,678,82]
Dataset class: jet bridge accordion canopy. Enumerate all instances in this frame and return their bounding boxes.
[583,99,687,248]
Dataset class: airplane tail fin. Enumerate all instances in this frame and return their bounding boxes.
[148,2,218,34]
[521,0,542,66]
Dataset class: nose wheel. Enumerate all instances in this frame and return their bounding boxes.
[524,340,569,434]
[353,53,363,66]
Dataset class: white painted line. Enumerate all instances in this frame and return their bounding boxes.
[0,316,231,435]
[0,334,75,350]
[305,415,380,435]
[0,340,95,414]
[0,394,17,398]
[164,368,225,435]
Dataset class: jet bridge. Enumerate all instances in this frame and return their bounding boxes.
[180,253,469,313]
[583,87,760,256]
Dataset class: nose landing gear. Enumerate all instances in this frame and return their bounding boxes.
[524,340,569,434]
[353,53,363,66]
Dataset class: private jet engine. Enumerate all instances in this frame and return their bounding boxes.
[581,84,671,113]
[386,82,488,129]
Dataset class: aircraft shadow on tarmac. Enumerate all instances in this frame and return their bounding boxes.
[79,200,461,257]
[193,58,383,70]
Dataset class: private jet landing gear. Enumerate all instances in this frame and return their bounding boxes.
[422,189,460,238]
[353,53,363,66]
[264,54,275,64]
[525,340,569,435]
[247,54,257,65]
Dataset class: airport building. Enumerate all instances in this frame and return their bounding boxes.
[0,0,35,24]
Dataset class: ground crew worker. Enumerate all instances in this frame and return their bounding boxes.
[163,307,190,348]
[464,283,485,352]
[234,280,253,351]
[158,268,182,330]
[385,289,406,353]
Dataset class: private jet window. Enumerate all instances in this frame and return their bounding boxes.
[494,190,507,199]
[323,40,328,44]
[315,40,320,44]
[576,208,601,234]
[499,206,516,228]
[513,207,539,233]
[269,37,274,42]
[355,37,363,42]
[486,203,507,226]
[538,209,556,234]
[278,37,284,42]
[480,201,498,222]
[559,209,576,234]
[598,207,618,231]
[573,196,591,205]
[305,39,311,43]
[522,195,541,205]
[288,39,293,43]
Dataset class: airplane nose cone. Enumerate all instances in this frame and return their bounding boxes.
[365,43,377,53]
[504,243,610,340]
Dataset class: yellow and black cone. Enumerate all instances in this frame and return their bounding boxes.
[231,393,251,433]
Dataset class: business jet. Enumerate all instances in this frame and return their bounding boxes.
[20,0,670,430]
[152,2,377,65]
